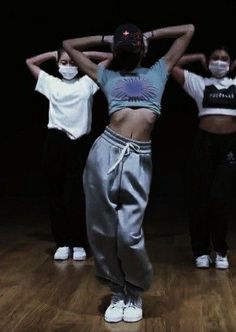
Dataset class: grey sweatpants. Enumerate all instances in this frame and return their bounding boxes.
[83,126,153,291]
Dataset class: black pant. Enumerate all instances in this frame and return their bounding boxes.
[42,129,89,248]
[187,129,236,258]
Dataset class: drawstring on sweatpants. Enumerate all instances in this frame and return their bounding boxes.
[107,142,140,174]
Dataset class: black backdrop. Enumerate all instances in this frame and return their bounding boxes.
[1,0,236,200]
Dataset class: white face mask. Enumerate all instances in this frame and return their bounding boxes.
[58,65,78,80]
[208,60,229,78]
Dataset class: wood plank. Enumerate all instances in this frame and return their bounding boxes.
[0,199,235,331]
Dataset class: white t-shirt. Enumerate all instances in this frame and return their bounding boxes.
[183,70,236,117]
[35,70,99,140]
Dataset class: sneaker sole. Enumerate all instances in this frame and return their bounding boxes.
[54,257,69,260]
[104,317,123,323]
[215,265,229,269]
[123,315,143,322]
[73,256,87,261]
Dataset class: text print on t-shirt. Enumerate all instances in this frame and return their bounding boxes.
[203,84,236,109]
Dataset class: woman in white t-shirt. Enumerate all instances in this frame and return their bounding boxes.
[171,45,236,270]
[26,48,112,261]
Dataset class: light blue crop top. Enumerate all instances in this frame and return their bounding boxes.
[97,57,169,116]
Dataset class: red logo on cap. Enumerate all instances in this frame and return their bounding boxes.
[123,30,130,37]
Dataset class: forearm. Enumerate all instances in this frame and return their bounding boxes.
[63,35,104,52]
[82,51,113,61]
[26,51,57,79]
[62,36,108,82]
[171,52,205,86]
[144,24,194,41]
[230,59,236,71]
[26,51,57,66]
[176,53,205,67]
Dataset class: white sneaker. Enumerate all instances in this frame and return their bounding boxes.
[123,295,143,322]
[54,246,70,260]
[104,293,125,323]
[195,255,212,268]
[215,253,229,269]
[73,247,87,261]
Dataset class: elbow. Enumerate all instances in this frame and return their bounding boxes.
[26,58,31,66]
[107,53,113,60]
[189,24,195,32]
[171,67,179,76]
[185,24,195,40]
[62,40,71,52]
[188,24,195,34]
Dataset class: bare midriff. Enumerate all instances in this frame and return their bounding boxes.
[109,108,157,141]
[199,115,236,134]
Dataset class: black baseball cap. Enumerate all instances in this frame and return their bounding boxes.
[113,23,143,52]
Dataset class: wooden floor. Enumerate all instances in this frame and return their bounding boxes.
[0,197,236,332]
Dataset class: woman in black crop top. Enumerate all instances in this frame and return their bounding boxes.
[62,23,194,323]
[171,46,236,270]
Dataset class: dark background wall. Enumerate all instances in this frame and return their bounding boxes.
[1,0,236,201]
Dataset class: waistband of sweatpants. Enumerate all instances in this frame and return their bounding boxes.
[198,128,236,138]
[101,126,152,153]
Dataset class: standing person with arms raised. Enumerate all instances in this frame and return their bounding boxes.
[63,22,194,322]
[26,48,112,261]
[171,46,236,269]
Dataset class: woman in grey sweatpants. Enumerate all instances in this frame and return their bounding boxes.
[84,126,153,290]
[63,22,194,322]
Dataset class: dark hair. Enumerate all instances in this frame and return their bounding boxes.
[113,23,144,71]
[205,44,235,78]
[57,47,66,63]
[207,44,231,59]
[113,23,143,52]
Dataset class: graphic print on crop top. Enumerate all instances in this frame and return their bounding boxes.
[111,76,158,102]
[203,84,236,109]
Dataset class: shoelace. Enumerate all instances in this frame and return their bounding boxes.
[110,294,125,308]
[107,142,140,174]
[74,247,84,252]
[198,255,212,263]
[126,296,142,309]
[216,256,226,261]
